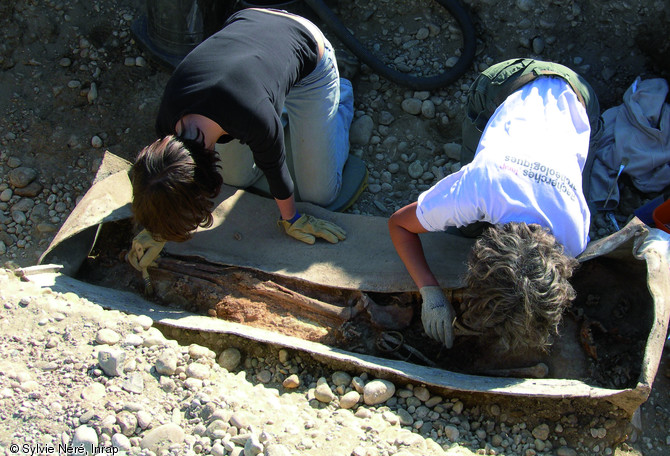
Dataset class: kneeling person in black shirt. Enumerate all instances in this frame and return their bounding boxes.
[128,8,355,268]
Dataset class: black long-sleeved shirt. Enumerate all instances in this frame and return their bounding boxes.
[156,8,320,199]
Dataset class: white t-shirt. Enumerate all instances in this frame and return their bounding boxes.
[416,77,591,257]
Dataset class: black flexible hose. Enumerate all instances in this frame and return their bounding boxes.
[304,0,477,90]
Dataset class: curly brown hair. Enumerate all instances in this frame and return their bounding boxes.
[460,222,579,353]
[131,135,223,242]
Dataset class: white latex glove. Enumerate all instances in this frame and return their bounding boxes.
[419,286,455,348]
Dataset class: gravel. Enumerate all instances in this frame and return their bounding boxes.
[1,0,669,454]
[0,268,651,456]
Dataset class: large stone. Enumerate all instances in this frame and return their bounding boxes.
[134,315,153,330]
[95,328,121,345]
[244,433,264,456]
[444,425,460,442]
[282,374,300,389]
[8,167,38,188]
[188,344,216,360]
[206,419,229,439]
[0,188,12,202]
[349,115,374,146]
[331,371,352,387]
[421,100,436,118]
[71,425,98,454]
[443,142,461,160]
[532,423,550,440]
[413,386,430,402]
[11,210,26,224]
[11,197,34,213]
[408,161,424,179]
[363,379,396,405]
[136,410,153,430]
[186,362,210,380]
[139,423,185,452]
[116,410,137,436]
[122,372,144,394]
[217,348,241,371]
[401,98,422,115]
[142,327,167,347]
[29,203,49,222]
[97,348,125,377]
[339,391,360,409]
[14,181,42,197]
[155,350,178,376]
[111,433,132,452]
[314,382,335,403]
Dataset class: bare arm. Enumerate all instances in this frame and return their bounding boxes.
[275,194,298,220]
[388,202,440,288]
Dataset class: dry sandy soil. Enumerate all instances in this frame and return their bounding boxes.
[1,0,669,454]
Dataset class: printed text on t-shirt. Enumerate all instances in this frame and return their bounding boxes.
[504,155,577,201]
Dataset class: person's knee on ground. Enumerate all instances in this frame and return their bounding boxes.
[297,174,342,207]
[458,222,579,353]
[131,136,222,242]
[338,78,355,126]
[215,140,264,188]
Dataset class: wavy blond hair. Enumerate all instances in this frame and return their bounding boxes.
[460,222,579,352]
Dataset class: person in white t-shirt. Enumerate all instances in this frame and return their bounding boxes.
[388,59,603,353]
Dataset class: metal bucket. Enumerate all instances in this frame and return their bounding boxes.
[133,0,234,68]
[147,0,205,56]
[147,0,234,54]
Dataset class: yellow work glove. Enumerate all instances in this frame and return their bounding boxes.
[127,229,166,271]
[126,229,165,295]
[278,213,346,245]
